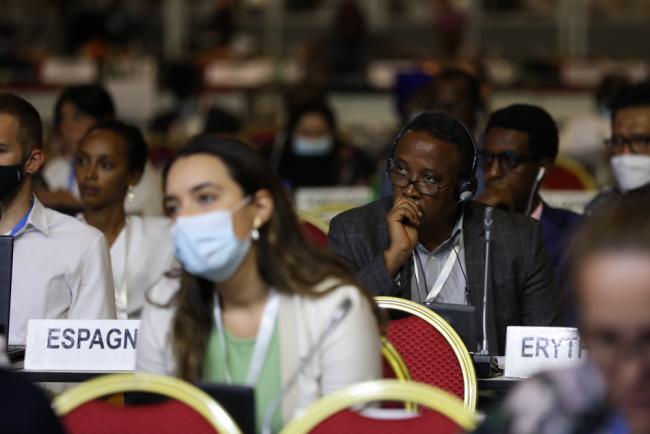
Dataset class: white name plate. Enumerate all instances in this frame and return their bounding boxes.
[504,326,586,378]
[25,320,140,372]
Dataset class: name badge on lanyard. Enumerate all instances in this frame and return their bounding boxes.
[213,289,279,386]
[413,232,462,303]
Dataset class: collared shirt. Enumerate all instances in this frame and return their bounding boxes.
[77,214,176,320]
[8,197,116,345]
[530,202,544,221]
[410,214,468,304]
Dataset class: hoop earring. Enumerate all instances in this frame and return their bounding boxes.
[126,185,136,203]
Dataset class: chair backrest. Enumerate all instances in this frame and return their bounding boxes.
[375,297,477,412]
[381,337,410,381]
[541,155,596,191]
[279,380,476,434]
[297,211,330,247]
[53,373,242,434]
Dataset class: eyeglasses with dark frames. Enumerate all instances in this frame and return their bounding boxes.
[604,135,650,154]
[386,158,453,197]
[479,150,538,170]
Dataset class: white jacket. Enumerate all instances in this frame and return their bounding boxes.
[136,277,381,423]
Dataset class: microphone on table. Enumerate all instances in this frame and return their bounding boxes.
[473,206,498,378]
[479,206,493,355]
[261,297,353,434]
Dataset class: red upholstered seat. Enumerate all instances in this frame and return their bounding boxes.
[387,316,465,401]
[61,399,219,434]
[299,220,329,246]
[309,408,464,434]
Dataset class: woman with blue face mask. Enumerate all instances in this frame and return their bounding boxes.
[276,100,375,189]
[136,136,382,434]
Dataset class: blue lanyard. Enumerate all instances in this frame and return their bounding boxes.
[10,200,34,236]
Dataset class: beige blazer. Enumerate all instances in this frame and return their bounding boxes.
[136,277,382,423]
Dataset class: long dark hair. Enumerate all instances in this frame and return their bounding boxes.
[164,135,382,381]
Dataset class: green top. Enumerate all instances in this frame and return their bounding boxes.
[203,319,283,434]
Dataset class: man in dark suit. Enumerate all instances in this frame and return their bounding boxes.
[478,104,583,280]
[329,111,561,355]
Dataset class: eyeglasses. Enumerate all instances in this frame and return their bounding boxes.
[386,159,452,197]
[479,150,538,170]
[604,135,650,154]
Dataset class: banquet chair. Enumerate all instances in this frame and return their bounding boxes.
[280,379,476,434]
[375,296,477,412]
[53,373,242,434]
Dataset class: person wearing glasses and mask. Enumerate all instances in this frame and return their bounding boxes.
[585,82,650,216]
[136,137,381,433]
[329,111,560,355]
[478,105,583,286]
[475,199,650,434]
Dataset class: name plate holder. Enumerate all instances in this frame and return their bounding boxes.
[504,326,586,378]
[24,320,140,372]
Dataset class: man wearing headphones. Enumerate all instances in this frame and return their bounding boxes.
[329,111,561,355]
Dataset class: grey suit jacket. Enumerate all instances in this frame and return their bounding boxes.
[328,197,562,355]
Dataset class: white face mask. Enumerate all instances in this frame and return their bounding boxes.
[611,154,650,192]
[292,135,334,157]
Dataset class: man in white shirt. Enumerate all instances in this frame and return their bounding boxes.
[0,92,116,345]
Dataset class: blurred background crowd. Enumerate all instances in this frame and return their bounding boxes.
[3,0,650,215]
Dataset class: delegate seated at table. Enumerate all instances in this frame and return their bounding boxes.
[0,93,116,346]
[329,111,561,355]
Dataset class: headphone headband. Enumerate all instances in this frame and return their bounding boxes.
[388,111,478,202]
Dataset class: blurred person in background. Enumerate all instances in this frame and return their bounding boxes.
[586,81,650,216]
[38,84,164,215]
[479,105,583,278]
[474,198,650,434]
[75,121,176,319]
[137,136,381,433]
[560,74,630,187]
[478,104,583,325]
[276,100,374,189]
[38,84,115,212]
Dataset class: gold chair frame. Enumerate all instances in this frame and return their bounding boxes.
[53,373,242,434]
[279,379,476,434]
[381,336,411,381]
[375,296,478,412]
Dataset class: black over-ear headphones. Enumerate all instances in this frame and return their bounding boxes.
[387,111,478,203]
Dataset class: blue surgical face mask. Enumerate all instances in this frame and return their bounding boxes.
[292,135,334,157]
[171,197,253,283]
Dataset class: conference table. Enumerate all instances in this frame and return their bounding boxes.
[15,368,521,393]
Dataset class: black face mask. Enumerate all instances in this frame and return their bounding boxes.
[0,163,23,203]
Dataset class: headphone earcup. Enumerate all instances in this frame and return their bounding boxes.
[456,175,477,203]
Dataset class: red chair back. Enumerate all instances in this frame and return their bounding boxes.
[309,408,465,434]
[299,220,329,246]
[387,315,465,401]
[61,399,219,434]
